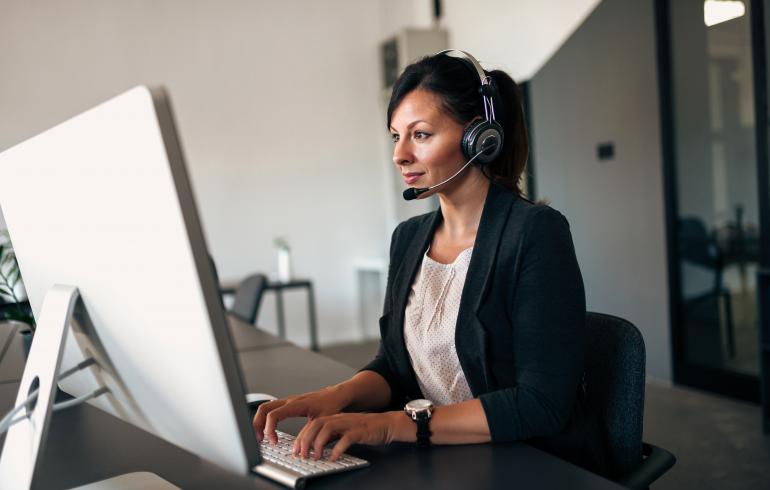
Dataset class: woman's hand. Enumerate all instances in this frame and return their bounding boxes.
[253,385,351,444]
[292,411,409,461]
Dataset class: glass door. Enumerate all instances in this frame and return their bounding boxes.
[657,0,769,415]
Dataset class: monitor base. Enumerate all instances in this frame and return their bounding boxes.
[0,285,80,489]
[71,471,180,489]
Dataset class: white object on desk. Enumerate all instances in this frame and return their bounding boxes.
[71,472,180,489]
[246,392,277,404]
[277,248,292,283]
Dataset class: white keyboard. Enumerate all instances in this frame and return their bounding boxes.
[253,430,369,489]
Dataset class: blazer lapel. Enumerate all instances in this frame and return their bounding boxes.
[455,183,515,396]
[386,209,443,399]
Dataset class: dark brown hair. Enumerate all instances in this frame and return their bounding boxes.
[387,53,529,195]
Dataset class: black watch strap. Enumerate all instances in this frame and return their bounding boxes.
[415,412,432,447]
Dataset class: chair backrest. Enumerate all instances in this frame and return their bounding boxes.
[230,273,268,325]
[585,312,645,477]
[678,217,717,266]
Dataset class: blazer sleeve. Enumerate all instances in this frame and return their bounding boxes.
[478,206,586,442]
[358,223,403,404]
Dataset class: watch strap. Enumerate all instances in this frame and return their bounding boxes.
[414,412,432,447]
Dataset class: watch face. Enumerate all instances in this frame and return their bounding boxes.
[407,399,434,412]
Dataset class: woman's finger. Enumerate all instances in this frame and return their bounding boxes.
[312,421,343,460]
[252,399,288,441]
[293,421,310,457]
[263,402,311,444]
[292,419,311,455]
[297,418,326,458]
[291,411,331,454]
[329,433,356,461]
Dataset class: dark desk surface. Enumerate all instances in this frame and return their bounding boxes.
[229,317,290,353]
[0,317,624,489]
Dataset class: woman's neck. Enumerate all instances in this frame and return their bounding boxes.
[436,169,490,240]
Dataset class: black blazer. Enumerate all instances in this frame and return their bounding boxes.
[362,182,608,475]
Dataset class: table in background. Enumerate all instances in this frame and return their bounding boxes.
[221,278,319,351]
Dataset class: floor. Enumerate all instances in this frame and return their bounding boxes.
[319,340,770,490]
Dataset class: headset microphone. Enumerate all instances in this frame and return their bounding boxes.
[402,138,498,201]
[401,187,423,201]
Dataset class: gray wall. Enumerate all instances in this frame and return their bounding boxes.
[529,0,671,380]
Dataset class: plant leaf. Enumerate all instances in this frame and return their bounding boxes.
[8,269,20,287]
[1,253,13,268]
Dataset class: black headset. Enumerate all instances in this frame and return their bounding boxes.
[436,49,504,165]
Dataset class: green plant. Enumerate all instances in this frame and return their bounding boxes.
[273,236,291,251]
[0,230,35,329]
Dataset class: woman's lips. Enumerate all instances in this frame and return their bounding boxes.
[403,173,424,185]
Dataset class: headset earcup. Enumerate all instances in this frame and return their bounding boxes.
[461,120,504,164]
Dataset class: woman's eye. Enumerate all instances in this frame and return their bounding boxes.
[414,131,431,140]
[390,133,399,143]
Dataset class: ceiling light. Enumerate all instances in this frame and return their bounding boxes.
[704,0,746,27]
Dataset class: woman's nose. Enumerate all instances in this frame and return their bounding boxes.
[392,140,413,166]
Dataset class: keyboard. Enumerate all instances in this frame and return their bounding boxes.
[253,430,370,489]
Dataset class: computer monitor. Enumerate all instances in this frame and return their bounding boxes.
[0,86,259,474]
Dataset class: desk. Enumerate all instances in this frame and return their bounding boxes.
[0,316,624,489]
[222,279,319,352]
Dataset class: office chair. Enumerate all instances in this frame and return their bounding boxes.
[585,312,676,489]
[230,273,268,325]
[679,217,735,358]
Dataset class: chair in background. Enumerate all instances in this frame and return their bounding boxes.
[219,271,320,350]
[229,273,268,325]
[678,217,735,359]
[585,312,676,489]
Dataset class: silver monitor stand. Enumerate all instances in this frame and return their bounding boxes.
[0,286,80,489]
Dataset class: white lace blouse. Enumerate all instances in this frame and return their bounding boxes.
[403,247,474,406]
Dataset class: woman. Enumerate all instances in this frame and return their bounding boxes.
[253,51,607,474]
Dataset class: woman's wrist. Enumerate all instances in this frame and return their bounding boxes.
[387,410,416,443]
[328,382,354,411]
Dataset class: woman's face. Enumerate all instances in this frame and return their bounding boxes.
[389,89,467,193]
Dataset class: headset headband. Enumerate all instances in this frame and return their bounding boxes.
[436,49,497,123]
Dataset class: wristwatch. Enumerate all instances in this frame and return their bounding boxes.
[404,399,435,447]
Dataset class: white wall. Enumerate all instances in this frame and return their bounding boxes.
[439,0,602,80]
[529,0,672,380]
[0,0,390,346]
[377,0,433,36]
[374,0,601,80]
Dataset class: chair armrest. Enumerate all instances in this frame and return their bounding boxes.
[616,442,676,489]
